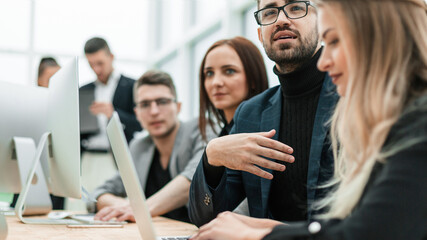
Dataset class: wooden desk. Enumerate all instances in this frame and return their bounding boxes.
[5,215,198,240]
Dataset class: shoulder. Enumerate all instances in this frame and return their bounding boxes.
[180,118,199,130]
[178,118,211,147]
[237,86,281,114]
[382,96,427,168]
[179,118,201,139]
[117,75,136,90]
[389,96,427,141]
[243,86,281,107]
[119,74,136,83]
[233,86,281,120]
[129,134,153,153]
[79,82,95,90]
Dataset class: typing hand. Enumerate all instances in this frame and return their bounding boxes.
[89,101,114,119]
[190,212,273,240]
[94,203,135,222]
[206,129,294,179]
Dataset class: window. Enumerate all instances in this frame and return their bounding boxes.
[0,1,30,51]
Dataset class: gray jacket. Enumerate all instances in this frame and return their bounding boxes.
[91,118,213,203]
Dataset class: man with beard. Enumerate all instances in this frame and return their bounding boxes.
[189,0,338,227]
[91,70,213,223]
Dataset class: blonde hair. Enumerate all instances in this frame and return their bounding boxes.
[313,0,427,219]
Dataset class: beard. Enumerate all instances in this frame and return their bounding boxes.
[263,25,318,72]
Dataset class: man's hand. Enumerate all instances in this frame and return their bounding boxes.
[95,193,135,222]
[206,129,294,179]
[94,202,135,222]
[90,101,114,119]
[190,212,279,240]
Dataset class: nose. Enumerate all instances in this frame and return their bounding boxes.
[317,49,332,72]
[148,101,160,115]
[211,74,224,87]
[275,8,292,26]
[93,65,102,75]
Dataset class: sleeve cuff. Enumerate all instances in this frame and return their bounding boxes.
[202,150,225,188]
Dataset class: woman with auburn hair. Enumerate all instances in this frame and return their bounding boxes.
[191,0,427,239]
[198,36,269,141]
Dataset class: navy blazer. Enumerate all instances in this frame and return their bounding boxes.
[80,75,141,145]
[189,76,338,227]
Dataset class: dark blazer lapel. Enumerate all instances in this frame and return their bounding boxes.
[259,87,282,215]
[306,76,337,202]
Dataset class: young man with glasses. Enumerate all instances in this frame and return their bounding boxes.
[91,70,213,223]
[189,0,338,228]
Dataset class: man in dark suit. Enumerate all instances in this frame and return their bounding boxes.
[80,37,141,152]
[79,37,142,193]
[189,0,338,227]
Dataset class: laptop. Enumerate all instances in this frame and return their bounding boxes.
[79,88,99,134]
[106,112,190,240]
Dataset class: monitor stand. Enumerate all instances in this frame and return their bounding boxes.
[12,134,52,217]
[12,133,81,225]
[0,213,6,240]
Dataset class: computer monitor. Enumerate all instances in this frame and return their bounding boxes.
[0,58,81,222]
[45,57,81,198]
[0,82,48,194]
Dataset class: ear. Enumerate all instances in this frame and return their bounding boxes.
[257,27,263,45]
[176,102,182,114]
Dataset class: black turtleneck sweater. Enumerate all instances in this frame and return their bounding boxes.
[269,49,325,222]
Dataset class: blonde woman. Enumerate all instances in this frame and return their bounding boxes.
[191,0,427,239]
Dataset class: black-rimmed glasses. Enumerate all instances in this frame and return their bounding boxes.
[254,1,312,26]
[136,98,176,111]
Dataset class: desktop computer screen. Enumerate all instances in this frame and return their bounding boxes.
[46,57,81,198]
[0,83,49,193]
[0,58,81,212]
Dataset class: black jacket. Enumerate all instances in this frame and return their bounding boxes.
[80,75,141,148]
[263,96,427,240]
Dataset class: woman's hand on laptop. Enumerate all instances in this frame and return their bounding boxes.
[94,202,136,222]
[190,211,277,240]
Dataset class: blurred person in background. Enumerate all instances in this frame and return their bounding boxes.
[37,57,60,88]
[79,37,142,197]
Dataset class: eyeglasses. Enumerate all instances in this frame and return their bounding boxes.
[254,1,312,26]
[136,98,176,111]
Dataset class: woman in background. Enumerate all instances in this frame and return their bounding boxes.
[37,57,60,88]
[199,36,269,140]
[191,0,427,239]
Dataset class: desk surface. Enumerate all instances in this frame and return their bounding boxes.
[6,215,198,240]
